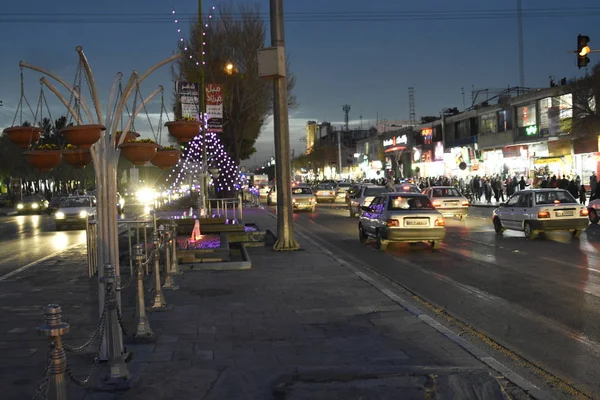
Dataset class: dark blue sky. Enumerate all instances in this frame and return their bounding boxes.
[0,0,598,164]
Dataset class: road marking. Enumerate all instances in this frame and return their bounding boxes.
[0,242,84,283]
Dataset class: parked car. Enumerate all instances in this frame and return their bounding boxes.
[348,185,390,218]
[16,195,49,215]
[422,186,470,220]
[358,192,446,250]
[492,189,589,239]
[291,185,316,212]
[54,195,97,230]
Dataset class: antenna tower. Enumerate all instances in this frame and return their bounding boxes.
[408,87,416,126]
[342,104,351,131]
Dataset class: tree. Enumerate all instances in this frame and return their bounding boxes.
[174,2,297,163]
[570,63,600,138]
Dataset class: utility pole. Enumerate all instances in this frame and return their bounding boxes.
[270,0,299,251]
[198,0,208,216]
[517,0,525,87]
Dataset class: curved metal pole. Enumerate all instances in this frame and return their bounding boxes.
[137,53,183,87]
[40,77,82,125]
[105,73,124,129]
[76,46,103,124]
[119,86,164,147]
[19,61,95,123]
[110,72,139,136]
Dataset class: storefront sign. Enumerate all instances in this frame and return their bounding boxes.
[525,125,537,136]
[548,139,571,156]
[383,134,408,148]
[434,142,444,161]
[502,145,528,159]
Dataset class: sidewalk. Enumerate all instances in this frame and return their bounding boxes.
[0,208,539,399]
[0,207,18,216]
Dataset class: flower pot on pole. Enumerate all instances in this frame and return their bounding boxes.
[24,150,63,172]
[61,124,105,149]
[3,126,43,149]
[62,148,92,169]
[151,149,181,170]
[165,120,201,143]
[114,131,140,146]
[119,142,160,166]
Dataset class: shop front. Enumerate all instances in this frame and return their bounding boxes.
[443,145,478,177]
[480,149,504,177]
[412,145,445,177]
[573,135,600,189]
[502,145,529,178]
[534,139,573,179]
[382,131,411,178]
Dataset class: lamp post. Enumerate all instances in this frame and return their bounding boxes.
[197,0,208,217]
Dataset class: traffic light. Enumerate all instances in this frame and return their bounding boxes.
[577,34,591,69]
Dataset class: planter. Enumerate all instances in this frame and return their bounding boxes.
[60,124,105,149]
[3,126,43,149]
[151,150,181,170]
[119,142,160,166]
[165,121,201,143]
[62,149,92,169]
[115,131,140,146]
[23,150,63,172]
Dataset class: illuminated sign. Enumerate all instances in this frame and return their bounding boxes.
[383,134,408,148]
[525,125,537,136]
[421,128,433,136]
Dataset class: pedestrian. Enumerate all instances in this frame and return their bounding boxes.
[579,184,587,205]
[591,172,598,201]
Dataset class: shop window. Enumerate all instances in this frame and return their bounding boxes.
[479,113,497,134]
[517,104,537,128]
[497,109,512,132]
[455,120,470,139]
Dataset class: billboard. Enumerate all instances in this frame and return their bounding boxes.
[176,81,200,117]
[205,84,223,132]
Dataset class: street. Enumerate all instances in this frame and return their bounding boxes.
[268,201,600,396]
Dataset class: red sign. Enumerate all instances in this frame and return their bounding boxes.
[205,84,223,132]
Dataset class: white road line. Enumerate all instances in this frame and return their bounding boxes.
[0,242,84,283]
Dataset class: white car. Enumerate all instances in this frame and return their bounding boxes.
[492,189,589,239]
[55,195,97,230]
[291,186,316,212]
[348,185,390,218]
[422,186,470,220]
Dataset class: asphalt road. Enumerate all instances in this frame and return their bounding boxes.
[272,201,600,398]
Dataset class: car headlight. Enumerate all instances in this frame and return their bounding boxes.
[79,211,88,218]
[32,203,39,209]
[17,204,24,209]
[55,212,65,219]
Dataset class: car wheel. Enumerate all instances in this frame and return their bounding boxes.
[431,241,441,250]
[589,209,599,224]
[358,224,368,243]
[524,222,538,240]
[571,229,582,239]
[375,231,387,251]
[493,217,505,234]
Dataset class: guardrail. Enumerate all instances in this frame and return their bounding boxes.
[207,195,243,223]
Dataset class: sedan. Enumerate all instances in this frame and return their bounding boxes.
[358,193,446,251]
[292,186,316,212]
[314,184,337,203]
[16,195,49,214]
[493,189,589,239]
[422,186,470,220]
[55,195,97,230]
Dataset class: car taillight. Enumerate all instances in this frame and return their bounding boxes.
[434,217,446,226]
[580,209,589,216]
[461,201,469,206]
[432,201,442,207]
[386,219,399,227]
[292,198,296,203]
[537,211,550,218]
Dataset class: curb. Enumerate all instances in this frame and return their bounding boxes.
[0,211,18,216]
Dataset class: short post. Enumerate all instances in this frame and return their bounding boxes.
[101,263,130,389]
[170,223,182,275]
[239,192,243,222]
[38,304,69,400]
[162,232,179,291]
[148,232,169,311]
[132,244,154,340]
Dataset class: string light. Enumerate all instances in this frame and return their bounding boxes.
[172,4,217,66]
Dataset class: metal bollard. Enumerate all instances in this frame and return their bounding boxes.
[239,192,243,222]
[170,223,182,275]
[38,304,69,400]
[162,232,179,291]
[132,245,154,340]
[101,264,130,389]
[148,233,169,311]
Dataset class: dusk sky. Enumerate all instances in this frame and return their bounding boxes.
[0,0,598,167]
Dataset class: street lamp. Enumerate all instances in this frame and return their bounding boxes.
[225,62,235,75]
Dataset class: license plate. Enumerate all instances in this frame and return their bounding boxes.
[555,211,573,217]
[446,201,459,205]
[405,219,428,226]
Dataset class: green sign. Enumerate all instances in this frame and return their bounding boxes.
[525,125,537,136]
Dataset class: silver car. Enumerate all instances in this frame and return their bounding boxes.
[422,186,470,220]
[358,193,446,250]
[314,184,336,203]
[348,185,390,218]
[54,195,97,230]
[292,186,316,212]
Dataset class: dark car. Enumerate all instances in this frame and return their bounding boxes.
[16,195,49,214]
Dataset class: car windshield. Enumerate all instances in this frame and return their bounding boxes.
[535,190,577,205]
[431,188,461,197]
[61,197,92,208]
[388,195,435,210]
[22,196,42,202]
[292,187,313,195]
[316,185,333,190]
[365,187,388,196]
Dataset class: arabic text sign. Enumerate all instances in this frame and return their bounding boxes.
[177,81,199,117]
[206,84,223,132]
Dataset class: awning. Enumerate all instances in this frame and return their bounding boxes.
[384,146,406,153]
[533,157,564,165]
